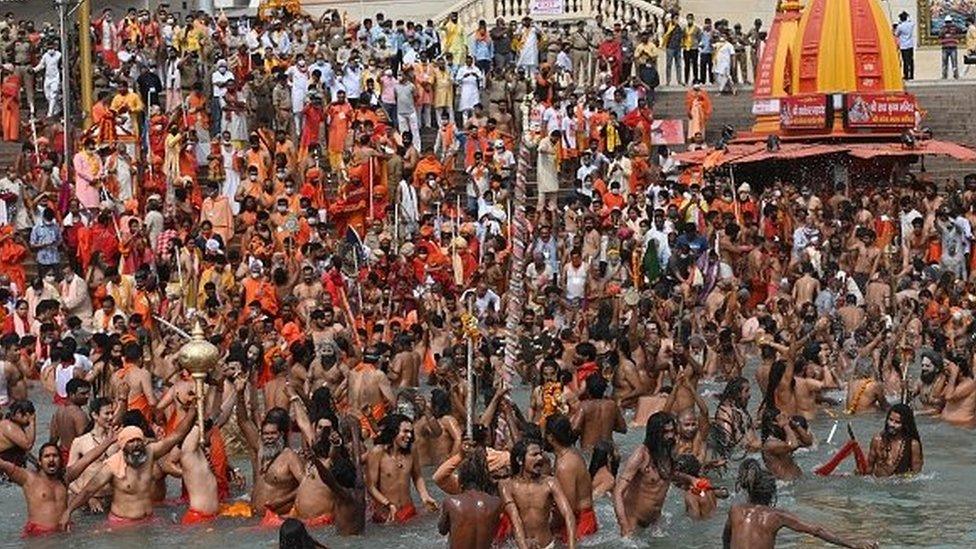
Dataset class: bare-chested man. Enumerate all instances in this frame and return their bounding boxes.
[366,413,438,523]
[1,333,27,402]
[439,457,502,549]
[67,396,121,513]
[389,333,421,388]
[501,438,576,549]
[237,399,306,519]
[941,358,976,426]
[50,379,91,464]
[0,399,36,467]
[614,412,692,537]
[416,388,462,466]
[112,342,156,423]
[760,406,812,481]
[863,404,923,477]
[1,435,115,536]
[846,356,889,414]
[61,407,196,528]
[724,459,876,549]
[348,347,396,426]
[293,265,325,320]
[571,375,626,451]
[791,263,820,308]
[290,381,347,527]
[546,413,597,541]
[178,424,220,524]
[665,370,710,462]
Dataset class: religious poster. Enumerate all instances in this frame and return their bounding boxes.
[779,95,829,130]
[649,120,684,145]
[845,93,917,128]
[918,0,976,45]
[529,0,566,16]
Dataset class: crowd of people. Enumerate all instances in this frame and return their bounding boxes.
[0,4,971,549]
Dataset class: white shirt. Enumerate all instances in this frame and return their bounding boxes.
[212,69,234,99]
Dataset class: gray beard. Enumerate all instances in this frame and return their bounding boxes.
[261,439,285,467]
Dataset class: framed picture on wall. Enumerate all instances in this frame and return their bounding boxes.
[918,0,976,45]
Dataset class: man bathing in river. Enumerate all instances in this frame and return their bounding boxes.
[724,459,876,548]
[61,406,196,528]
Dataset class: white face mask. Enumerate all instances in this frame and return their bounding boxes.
[249,174,257,181]
[219,67,227,73]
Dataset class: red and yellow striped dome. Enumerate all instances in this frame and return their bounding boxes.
[791,0,903,94]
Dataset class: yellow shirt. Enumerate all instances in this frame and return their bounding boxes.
[634,41,660,64]
[682,24,700,50]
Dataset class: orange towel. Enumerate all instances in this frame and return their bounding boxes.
[218,501,253,518]
[260,509,286,528]
[371,502,417,524]
[303,513,335,527]
[556,506,599,542]
[127,393,152,422]
[107,512,153,528]
[21,521,59,538]
[181,508,218,525]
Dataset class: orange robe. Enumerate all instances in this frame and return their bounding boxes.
[0,226,26,291]
[1,73,20,142]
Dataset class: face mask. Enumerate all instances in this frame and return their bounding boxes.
[249,174,257,181]
[219,67,227,73]
[277,206,287,213]
[298,60,306,67]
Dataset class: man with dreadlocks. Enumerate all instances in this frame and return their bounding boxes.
[613,412,693,537]
[864,403,923,477]
[500,438,577,549]
[365,413,438,524]
[438,455,503,549]
[707,377,760,461]
[759,406,812,481]
[724,459,876,549]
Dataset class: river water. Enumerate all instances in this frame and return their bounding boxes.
[4,376,974,549]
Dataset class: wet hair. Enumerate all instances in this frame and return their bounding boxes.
[545,413,577,447]
[278,517,326,548]
[66,378,91,396]
[674,453,701,477]
[430,388,451,419]
[886,403,921,443]
[510,438,531,476]
[122,341,143,361]
[309,387,336,425]
[585,373,608,398]
[719,377,750,407]
[375,413,410,446]
[737,458,777,506]
[329,454,357,489]
[263,407,291,437]
[644,412,676,471]
[760,406,785,442]
[89,396,113,417]
[589,440,619,478]
[762,360,794,410]
[458,449,493,492]
[38,441,61,462]
[7,399,34,418]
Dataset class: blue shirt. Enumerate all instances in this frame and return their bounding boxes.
[471,36,494,61]
[699,30,713,53]
[896,20,915,49]
[30,220,61,266]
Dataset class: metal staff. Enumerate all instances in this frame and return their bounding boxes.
[465,292,476,438]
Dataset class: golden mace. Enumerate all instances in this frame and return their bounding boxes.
[177,321,221,444]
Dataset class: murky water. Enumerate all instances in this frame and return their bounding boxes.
[4,375,974,548]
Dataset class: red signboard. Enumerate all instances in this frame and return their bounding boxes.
[845,93,917,129]
[780,95,828,130]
